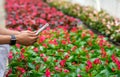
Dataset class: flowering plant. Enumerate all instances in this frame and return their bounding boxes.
[7,26,120,77]
[5,0,79,31]
[46,0,120,44]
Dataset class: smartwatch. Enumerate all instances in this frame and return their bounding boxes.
[10,35,16,45]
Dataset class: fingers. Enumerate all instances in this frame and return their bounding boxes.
[27,30,36,34]
[24,31,37,37]
[30,36,38,43]
[29,33,37,37]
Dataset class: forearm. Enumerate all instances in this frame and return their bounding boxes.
[0,28,20,35]
[0,35,11,44]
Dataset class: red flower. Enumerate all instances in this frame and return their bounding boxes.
[86,60,92,72]
[101,48,107,58]
[88,30,94,38]
[98,35,104,39]
[55,66,62,72]
[87,60,92,68]
[112,68,115,72]
[65,54,70,59]
[16,26,22,31]
[45,68,51,77]
[55,66,59,71]
[33,47,39,53]
[39,18,47,24]
[27,27,32,31]
[77,74,82,77]
[64,69,69,73]
[88,40,92,46]
[6,68,12,77]
[42,43,48,48]
[40,53,45,57]
[49,39,58,46]
[8,51,13,60]
[111,54,120,70]
[81,32,86,39]
[60,60,66,67]
[71,27,77,32]
[20,53,25,60]
[17,67,26,74]
[39,36,46,43]
[41,14,46,19]
[16,44,21,48]
[21,48,25,53]
[61,40,67,45]
[43,57,48,62]
[71,46,77,51]
[54,60,58,62]
[36,65,40,71]
[99,39,104,47]
[93,58,101,64]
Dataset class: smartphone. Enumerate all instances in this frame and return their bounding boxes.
[36,23,49,35]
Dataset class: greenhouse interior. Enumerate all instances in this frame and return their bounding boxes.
[0,0,120,77]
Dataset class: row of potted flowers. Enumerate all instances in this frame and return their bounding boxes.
[8,26,120,77]
[45,0,120,44]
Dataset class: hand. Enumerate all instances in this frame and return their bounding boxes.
[15,30,38,46]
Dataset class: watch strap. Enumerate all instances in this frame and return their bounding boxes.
[10,35,16,45]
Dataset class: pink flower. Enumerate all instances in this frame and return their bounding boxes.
[65,54,70,59]
[27,27,32,31]
[53,39,58,44]
[55,66,59,71]
[61,40,67,45]
[16,44,21,48]
[43,57,48,62]
[45,68,51,77]
[55,66,62,72]
[99,39,104,47]
[87,60,92,68]
[71,27,77,32]
[20,53,25,60]
[16,26,22,31]
[77,74,82,77]
[40,53,44,57]
[60,60,66,67]
[49,39,58,46]
[86,60,92,72]
[21,48,25,53]
[41,14,46,19]
[42,43,48,48]
[64,69,69,73]
[39,36,46,43]
[39,18,47,24]
[93,58,101,64]
[71,46,77,51]
[89,30,94,38]
[33,47,39,53]
[8,51,13,60]
[6,68,12,77]
[17,67,26,73]
[101,48,107,58]
[81,32,86,39]
[111,54,120,70]
[98,35,104,39]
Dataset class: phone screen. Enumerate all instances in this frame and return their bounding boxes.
[36,23,49,35]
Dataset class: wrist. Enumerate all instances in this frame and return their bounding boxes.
[15,35,20,44]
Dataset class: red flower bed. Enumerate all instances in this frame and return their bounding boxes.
[6,0,80,31]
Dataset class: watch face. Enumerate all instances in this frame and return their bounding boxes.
[10,35,16,45]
